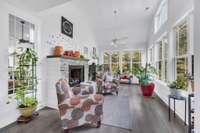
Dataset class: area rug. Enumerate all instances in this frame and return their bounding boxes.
[102,86,133,130]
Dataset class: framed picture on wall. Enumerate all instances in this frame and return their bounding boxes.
[61,16,73,38]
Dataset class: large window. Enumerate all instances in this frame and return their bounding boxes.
[103,52,110,71]
[175,20,188,79]
[122,51,131,72]
[154,0,168,33]
[103,50,142,74]
[8,15,36,95]
[132,50,142,71]
[111,52,120,75]
[156,37,168,81]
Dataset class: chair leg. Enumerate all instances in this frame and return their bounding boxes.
[64,129,69,133]
[116,91,118,96]
[96,120,101,128]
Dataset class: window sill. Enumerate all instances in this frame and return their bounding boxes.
[154,79,190,97]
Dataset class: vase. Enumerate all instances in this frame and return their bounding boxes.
[170,89,182,98]
[140,83,155,97]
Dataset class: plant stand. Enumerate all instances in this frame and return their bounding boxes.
[17,112,39,123]
[168,95,187,125]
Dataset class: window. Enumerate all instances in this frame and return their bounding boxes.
[132,50,142,71]
[103,52,110,71]
[8,15,35,95]
[175,20,188,79]
[111,52,120,75]
[103,50,143,74]
[122,51,131,72]
[154,0,168,33]
[156,37,168,81]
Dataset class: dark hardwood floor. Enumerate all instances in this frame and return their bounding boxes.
[0,85,187,133]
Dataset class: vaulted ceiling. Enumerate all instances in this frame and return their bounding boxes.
[4,0,160,51]
[5,0,71,12]
[73,0,160,50]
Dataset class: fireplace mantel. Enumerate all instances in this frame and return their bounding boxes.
[46,55,89,62]
[46,56,89,109]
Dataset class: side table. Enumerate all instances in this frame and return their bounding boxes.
[168,94,187,125]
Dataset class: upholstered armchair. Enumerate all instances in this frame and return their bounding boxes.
[56,79,104,133]
[103,79,120,95]
[96,72,120,95]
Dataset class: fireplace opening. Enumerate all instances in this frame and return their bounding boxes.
[69,65,84,87]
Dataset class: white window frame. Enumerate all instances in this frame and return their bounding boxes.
[155,34,168,82]
[154,0,168,33]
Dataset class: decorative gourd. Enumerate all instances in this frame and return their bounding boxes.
[54,46,63,56]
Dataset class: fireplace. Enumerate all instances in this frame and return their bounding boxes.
[69,65,84,87]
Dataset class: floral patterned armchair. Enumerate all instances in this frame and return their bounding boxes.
[96,72,120,95]
[56,79,104,133]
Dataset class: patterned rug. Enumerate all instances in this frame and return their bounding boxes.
[102,85,133,130]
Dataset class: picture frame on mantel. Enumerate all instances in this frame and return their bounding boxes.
[61,16,73,38]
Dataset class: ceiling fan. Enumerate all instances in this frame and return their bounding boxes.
[110,36,128,47]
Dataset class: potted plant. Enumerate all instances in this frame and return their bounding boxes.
[15,48,38,118]
[133,64,157,97]
[168,76,188,98]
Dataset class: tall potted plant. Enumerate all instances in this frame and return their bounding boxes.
[15,48,38,118]
[133,64,157,97]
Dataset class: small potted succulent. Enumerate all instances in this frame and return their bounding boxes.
[168,76,188,98]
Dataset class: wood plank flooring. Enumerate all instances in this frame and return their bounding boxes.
[0,85,187,133]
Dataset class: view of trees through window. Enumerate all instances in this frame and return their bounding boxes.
[111,52,120,75]
[156,37,168,81]
[122,51,131,72]
[103,50,142,75]
[103,52,110,71]
[175,21,188,79]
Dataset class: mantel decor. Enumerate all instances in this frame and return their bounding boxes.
[61,16,73,38]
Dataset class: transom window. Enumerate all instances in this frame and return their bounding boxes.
[154,0,168,33]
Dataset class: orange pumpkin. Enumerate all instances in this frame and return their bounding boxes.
[74,51,80,58]
[54,46,63,56]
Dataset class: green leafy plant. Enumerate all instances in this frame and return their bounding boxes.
[80,54,85,59]
[168,76,188,90]
[96,64,103,71]
[15,48,38,108]
[133,64,157,85]
[16,87,37,108]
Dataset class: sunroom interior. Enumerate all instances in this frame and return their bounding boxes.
[0,0,200,133]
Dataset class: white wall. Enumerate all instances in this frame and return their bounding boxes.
[194,0,200,132]
[0,1,42,129]
[0,0,98,129]
[147,0,194,122]
[38,2,98,106]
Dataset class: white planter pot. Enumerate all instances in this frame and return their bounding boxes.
[170,89,182,98]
